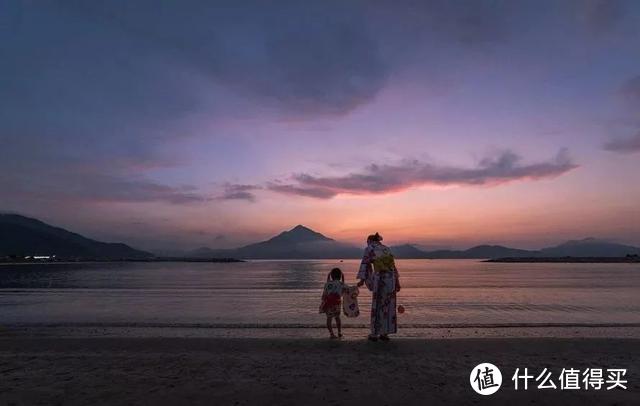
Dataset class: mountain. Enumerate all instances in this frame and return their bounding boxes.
[189,227,536,260]
[187,247,219,257]
[423,240,640,259]
[390,244,433,259]
[0,214,152,259]
[189,226,640,260]
[265,225,333,244]
[191,225,361,259]
[9,216,636,261]
[425,245,535,259]
[539,238,640,257]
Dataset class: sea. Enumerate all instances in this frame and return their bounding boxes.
[1,259,639,333]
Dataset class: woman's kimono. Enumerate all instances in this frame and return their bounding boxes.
[357,242,400,336]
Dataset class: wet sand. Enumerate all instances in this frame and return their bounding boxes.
[1,336,638,405]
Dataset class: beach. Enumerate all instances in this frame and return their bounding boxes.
[2,260,639,404]
[1,333,638,405]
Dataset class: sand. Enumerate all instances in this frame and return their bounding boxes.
[1,335,638,405]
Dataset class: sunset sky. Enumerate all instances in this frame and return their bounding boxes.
[2,0,640,251]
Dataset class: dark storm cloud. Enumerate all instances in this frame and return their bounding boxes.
[218,184,261,202]
[268,149,578,199]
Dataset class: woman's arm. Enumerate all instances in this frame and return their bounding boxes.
[356,246,373,288]
[394,266,401,292]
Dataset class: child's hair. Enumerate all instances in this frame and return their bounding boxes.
[327,267,344,282]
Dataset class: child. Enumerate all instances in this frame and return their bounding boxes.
[319,267,345,339]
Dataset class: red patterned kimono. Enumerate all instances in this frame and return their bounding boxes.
[357,241,400,336]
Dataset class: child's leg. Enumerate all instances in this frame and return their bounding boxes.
[326,316,335,337]
[335,315,342,337]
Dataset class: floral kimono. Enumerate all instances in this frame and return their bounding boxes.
[357,241,400,336]
[319,280,345,317]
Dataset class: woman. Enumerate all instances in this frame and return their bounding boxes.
[357,232,401,341]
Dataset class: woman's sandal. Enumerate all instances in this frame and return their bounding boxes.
[379,335,390,341]
[367,335,378,342]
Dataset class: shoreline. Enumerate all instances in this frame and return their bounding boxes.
[485,256,640,263]
[1,337,638,405]
[4,323,640,340]
[0,257,244,265]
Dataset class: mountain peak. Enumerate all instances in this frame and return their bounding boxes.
[267,225,333,244]
[559,237,608,246]
[291,224,313,232]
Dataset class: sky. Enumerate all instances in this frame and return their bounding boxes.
[1,0,640,251]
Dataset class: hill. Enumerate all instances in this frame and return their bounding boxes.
[425,245,534,259]
[0,214,152,259]
[538,238,640,257]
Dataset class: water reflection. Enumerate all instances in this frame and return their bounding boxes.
[1,260,639,326]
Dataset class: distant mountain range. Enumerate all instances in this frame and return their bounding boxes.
[2,215,639,260]
[0,214,151,259]
[189,225,640,260]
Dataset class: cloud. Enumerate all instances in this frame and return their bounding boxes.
[0,0,390,215]
[218,184,261,202]
[3,171,209,205]
[620,75,640,105]
[266,183,337,200]
[603,76,640,153]
[603,133,640,154]
[420,0,511,46]
[267,149,578,199]
[77,178,209,205]
[581,0,626,34]
[0,145,209,206]
[59,0,388,117]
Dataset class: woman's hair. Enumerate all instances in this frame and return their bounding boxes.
[328,267,344,282]
[367,232,383,243]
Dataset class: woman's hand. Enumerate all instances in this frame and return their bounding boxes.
[396,284,401,293]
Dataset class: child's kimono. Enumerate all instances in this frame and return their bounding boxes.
[319,280,344,317]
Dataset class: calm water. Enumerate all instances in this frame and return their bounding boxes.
[1,260,639,326]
